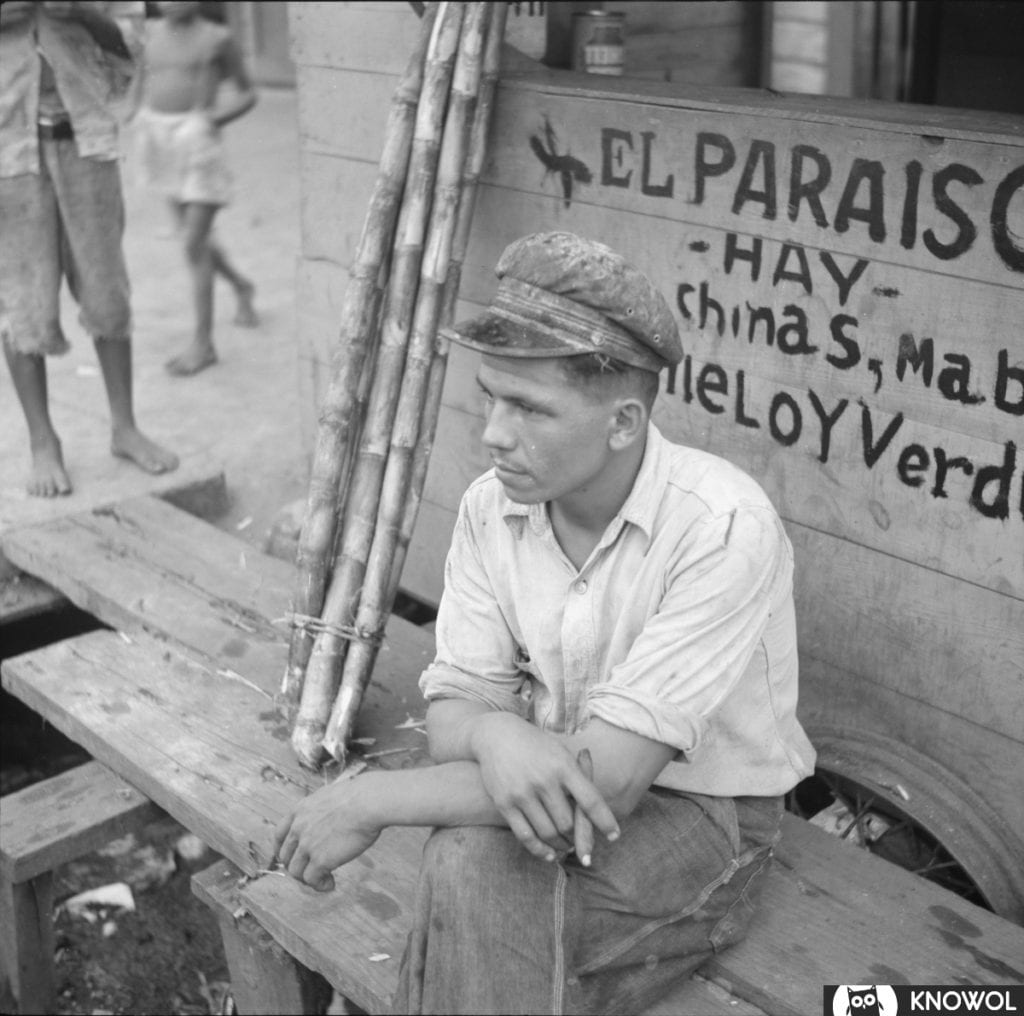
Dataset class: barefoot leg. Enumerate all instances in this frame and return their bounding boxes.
[3,346,72,497]
[210,239,258,327]
[166,202,219,376]
[94,337,179,475]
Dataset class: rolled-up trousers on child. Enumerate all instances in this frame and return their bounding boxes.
[392,789,782,1015]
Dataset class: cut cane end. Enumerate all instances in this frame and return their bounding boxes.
[320,731,348,768]
[292,722,329,770]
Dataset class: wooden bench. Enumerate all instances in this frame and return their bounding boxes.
[0,761,162,1014]
[2,497,1023,1015]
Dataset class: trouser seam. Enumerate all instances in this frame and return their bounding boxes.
[552,865,568,1015]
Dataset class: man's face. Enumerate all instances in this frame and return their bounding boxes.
[476,354,619,505]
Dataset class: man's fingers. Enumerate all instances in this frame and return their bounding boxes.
[272,818,297,867]
[504,807,559,862]
[565,768,620,843]
[302,860,336,893]
[537,785,576,841]
[573,749,595,866]
[286,846,311,881]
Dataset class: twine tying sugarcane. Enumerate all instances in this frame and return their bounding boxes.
[277,613,385,649]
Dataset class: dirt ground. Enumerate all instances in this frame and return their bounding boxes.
[1,86,327,1014]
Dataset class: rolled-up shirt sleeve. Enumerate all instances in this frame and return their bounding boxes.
[585,506,791,753]
[419,496,529,716]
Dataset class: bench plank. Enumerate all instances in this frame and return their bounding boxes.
[2,628,429,880]
[0,761,160,884]
[0,497,435,736]
[0,461,226,589]
[1,495,295,679]
[699,814,1024,1016]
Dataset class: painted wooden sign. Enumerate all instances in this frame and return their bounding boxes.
[463,84,1024,596]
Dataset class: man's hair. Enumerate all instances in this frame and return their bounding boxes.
[559,352,660,410]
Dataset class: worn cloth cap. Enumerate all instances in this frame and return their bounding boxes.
[442,232,682,373]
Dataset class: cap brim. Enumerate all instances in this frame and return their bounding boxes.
[442,311,603,361]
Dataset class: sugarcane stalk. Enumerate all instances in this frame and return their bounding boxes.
[387,2,507,606]
[322,3,492,764]
[291,2,467,769]
[282,2,440,708]
[301,0,466,679]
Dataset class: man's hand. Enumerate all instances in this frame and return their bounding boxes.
[271,776,381,892]
[469,712,620,861]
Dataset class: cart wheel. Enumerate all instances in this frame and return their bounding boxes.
[786,726,1024,924]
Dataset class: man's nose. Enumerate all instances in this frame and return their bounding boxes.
[481,402,515,451]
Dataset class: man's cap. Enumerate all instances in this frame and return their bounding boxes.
[442,232,682,373]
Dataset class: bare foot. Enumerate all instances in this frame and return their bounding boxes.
[165,343,217,376]
[234,281,259,327]
[27,437,72,497]
[111,427,179,475]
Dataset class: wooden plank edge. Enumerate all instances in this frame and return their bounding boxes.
[1,761,161,885]
[0,464,228,606]
[0,573,68,626]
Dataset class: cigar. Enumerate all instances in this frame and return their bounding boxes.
[574,748,595,867]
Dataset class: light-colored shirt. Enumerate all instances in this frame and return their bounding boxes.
[0,2,144,178]
[420,424,817,797]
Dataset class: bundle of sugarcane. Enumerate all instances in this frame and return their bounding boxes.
[285,2,508,769]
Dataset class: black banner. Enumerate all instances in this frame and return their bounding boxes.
[826,985,1024,1016]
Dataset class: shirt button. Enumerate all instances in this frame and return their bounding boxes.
[574,579,588,594]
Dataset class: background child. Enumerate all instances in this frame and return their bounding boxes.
[135,0,258,376]
[1,0,178,497]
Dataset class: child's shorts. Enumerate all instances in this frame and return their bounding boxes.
[0,138,132,357]
[133,107,233,207]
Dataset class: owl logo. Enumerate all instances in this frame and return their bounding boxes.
[847,987,881,1015]
[832,985,898,1016]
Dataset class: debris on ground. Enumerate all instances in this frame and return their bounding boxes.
[64,883,136,923]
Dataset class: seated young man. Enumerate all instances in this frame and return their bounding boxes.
[272,232,816,1015]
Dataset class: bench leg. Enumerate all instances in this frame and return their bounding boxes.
[0,873,56,1016]
[215,907,332,1015]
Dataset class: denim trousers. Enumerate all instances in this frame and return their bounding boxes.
[392,789,782,1015]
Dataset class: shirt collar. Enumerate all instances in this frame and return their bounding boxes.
[616,423,666,543]
[499,423,667,546]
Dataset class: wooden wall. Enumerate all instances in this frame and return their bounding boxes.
[290,4,1024,853]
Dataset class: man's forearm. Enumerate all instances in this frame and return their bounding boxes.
[355,761,507,831]
[425,697,494,762]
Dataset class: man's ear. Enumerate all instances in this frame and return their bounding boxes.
[609,397,647,450]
